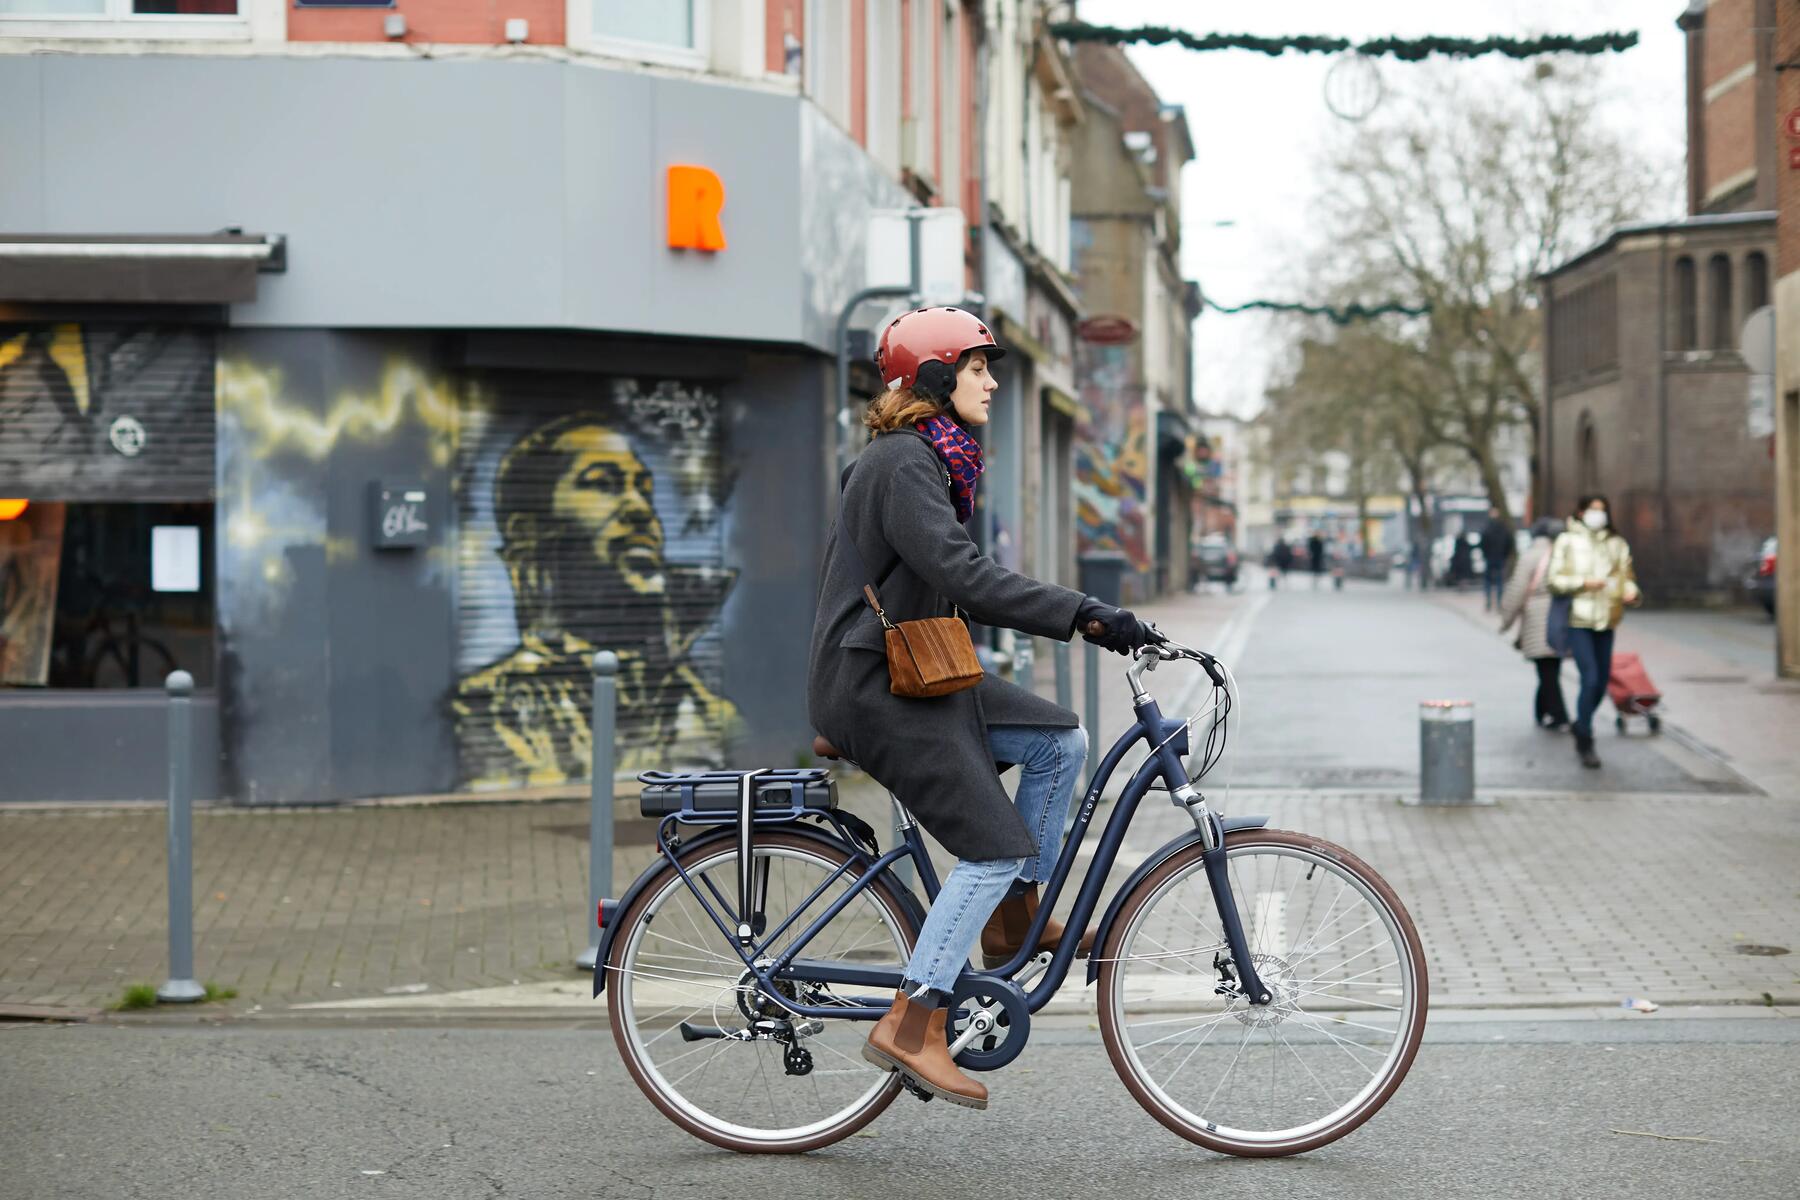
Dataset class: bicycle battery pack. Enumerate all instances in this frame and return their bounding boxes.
[638,769,838,821]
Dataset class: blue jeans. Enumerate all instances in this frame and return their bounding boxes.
[901,724,1087,995]
[1483,564,1506,609]
[1567,628,1615,740]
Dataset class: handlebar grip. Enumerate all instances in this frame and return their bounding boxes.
[1198,652,1226,689]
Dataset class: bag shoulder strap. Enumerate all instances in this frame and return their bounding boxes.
[837,437,959,627]
[1526,545,1551,595]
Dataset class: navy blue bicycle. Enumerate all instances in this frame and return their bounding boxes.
[594,638,1427,1156]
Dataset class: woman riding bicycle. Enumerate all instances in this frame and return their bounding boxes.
[806,306,1158,1108]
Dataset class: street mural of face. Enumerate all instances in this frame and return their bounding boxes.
[548,425,665,597]
[456,398,740,790]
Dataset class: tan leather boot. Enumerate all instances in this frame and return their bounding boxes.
[979,885,1096,968]
[861,990,988,1109]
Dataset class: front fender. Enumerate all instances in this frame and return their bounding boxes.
[1084,814,1270,985]
[592,821,886,997]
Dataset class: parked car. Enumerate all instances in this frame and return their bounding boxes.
[1193,536,1240,589]
[1749,535,1777,616]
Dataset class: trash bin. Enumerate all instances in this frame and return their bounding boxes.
[1078,550,1131,607]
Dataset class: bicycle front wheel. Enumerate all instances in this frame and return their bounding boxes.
[1097,829,1427,1156]
[607,830,920,1153]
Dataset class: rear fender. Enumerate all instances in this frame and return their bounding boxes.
[1084,815,1270,985]
[592,821,896,997]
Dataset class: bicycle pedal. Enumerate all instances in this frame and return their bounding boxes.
[899,1074,935,1104]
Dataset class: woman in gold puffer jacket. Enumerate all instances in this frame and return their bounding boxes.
[1547,494,1641,768]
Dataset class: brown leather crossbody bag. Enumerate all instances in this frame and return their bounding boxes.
[858,583,982,698]
[839,450,983,698]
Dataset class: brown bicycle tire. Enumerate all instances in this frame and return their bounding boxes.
[1096,828,1428,1157]
[608,829,921,1154]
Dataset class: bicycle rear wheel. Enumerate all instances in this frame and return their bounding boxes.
[1097,829,1427,1156]
[607,830,920,1153]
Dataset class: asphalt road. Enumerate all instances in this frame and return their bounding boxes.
[1222,586,1747,794]
[5,1014,1796,1200]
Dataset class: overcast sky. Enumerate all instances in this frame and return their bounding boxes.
[1077,0,1690,419]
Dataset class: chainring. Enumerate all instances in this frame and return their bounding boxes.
[946,975,1032,1072]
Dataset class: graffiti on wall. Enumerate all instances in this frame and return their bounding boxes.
[0,325,213,495]
[1074,340,1150,569]
[216,357,457,621]
[453,380,741,788]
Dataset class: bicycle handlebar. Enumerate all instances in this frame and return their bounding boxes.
[1081,621,1228,691]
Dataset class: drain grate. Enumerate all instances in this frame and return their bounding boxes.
[1731,943,1790,957]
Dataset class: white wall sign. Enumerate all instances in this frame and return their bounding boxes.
[151,526,201,593]
[865,207,967,305]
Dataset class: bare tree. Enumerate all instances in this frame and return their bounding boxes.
[1309,63,1660,516]
[1264,325,1441,561]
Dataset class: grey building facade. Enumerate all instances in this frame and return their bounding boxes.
[0,54,908,803]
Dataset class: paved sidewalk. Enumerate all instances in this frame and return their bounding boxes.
[3,586,1797,1015]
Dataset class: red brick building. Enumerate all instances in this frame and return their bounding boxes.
[1539,1,1776,602]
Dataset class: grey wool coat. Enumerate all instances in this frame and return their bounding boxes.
[806,428,1087,861]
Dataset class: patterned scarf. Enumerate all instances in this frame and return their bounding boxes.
[915,413,984,523]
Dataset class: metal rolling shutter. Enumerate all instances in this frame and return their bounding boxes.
[451,371,734,791]
[0,324,215,502]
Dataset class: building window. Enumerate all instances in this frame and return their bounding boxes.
[1578,417,1598,494]
[583,0,706,67]
[940,0,963,213]
[901,0,935,184]
[0,501,215,690]
[1708,253,1733,350]
[866,0,902,170]
[0,0,240,34]
[805,0,852,130]
[1745,250,1770,314]
[1674,256,1697,351]
[594,0,691,46]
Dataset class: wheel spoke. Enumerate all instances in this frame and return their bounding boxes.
[1099,838,1424,1154]
[612,838,913,1149]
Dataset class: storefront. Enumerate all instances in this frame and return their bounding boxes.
[1,55,907,804]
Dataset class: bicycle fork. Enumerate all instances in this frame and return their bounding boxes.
[1177,785,1273,1007]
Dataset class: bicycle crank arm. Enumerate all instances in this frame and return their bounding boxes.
[947,1008,1000,1057]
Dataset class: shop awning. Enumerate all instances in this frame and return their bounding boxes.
[0,233,285,304]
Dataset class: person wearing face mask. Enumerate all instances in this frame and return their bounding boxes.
[807,306,1162,1109]
[1547,494,1641,768]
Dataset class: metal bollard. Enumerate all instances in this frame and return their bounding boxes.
[1054,641,1072,711]
[1015,636,1035,693]
[1414,700,1487,806]
[157,671,203,1003]
[578,651,619,970]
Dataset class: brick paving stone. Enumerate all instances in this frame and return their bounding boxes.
[3,586,1797,1012]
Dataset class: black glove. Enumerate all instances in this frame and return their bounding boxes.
[1074,596,1162,655]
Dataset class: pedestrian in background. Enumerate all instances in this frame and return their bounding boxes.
[1449,533,1474,590]
[1307,530,1326,589]
[1480,506,1514,612]
[1267,537,1294,589]
[1498,518,1569,731]
[1548,494,1641,769]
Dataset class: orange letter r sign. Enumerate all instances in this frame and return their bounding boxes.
[666,165,727,252]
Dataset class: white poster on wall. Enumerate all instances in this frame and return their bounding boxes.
[151,526,201,593]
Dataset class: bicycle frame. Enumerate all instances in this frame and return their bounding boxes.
[644,671,1274,1022]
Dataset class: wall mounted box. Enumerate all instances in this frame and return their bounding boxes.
[369,481,431,549]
